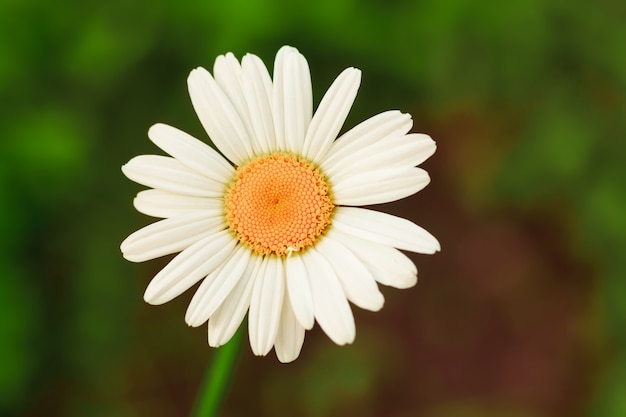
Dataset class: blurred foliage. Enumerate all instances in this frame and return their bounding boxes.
[0,0,624,416]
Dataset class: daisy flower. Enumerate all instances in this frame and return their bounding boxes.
[121,46,440,363]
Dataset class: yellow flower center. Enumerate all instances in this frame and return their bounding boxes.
[224,152,334,257]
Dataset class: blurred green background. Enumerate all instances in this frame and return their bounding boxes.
[1,0,625,416]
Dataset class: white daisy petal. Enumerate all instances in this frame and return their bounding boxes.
[328,133,436,180]
[213,53,247,120]
[271,46,312,153]
[271,46,295,150]
[285,254,314,329]
[283,50,312,154]
[147,123,234,182]
[188,67,253,164]
[120,211,225,262]
[122,155,225,198]
[333,167,430,206]
[302,249,355,345]
[241,53,275,153]
[144,230,237,305]
[322,110,413,175]
[403,133,437,167]
[248,256,285,356]
[303,67,361,162]
[208,254,262,347]
[333,207,441,254]
[274,293,305,363]
[316,234,384,311]
[133,189,223,218]
[185,245,251,327]
[331,229,418,289]
[213,53,270,154]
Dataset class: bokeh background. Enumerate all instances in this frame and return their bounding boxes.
[1,0,625,416]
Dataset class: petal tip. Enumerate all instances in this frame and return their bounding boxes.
[279,45,299,54]
[187,67,210,83]
[120,239,135,260]
[370,295,385,312]
[143,290,161,306]
[146,123,167,141]
[184,312,205,328]
[425,237,441,254]
[276,350,300,363]
[351,67,362,76]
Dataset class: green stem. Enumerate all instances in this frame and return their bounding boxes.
[191,327,244,417]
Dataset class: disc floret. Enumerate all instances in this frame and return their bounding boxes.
[224,152,334,257]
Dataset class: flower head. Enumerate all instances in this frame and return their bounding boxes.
[121,46,440,362]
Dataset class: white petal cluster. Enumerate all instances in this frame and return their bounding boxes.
[121,46,439,362]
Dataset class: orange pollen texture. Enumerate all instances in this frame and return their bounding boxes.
[224,152,334,257]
